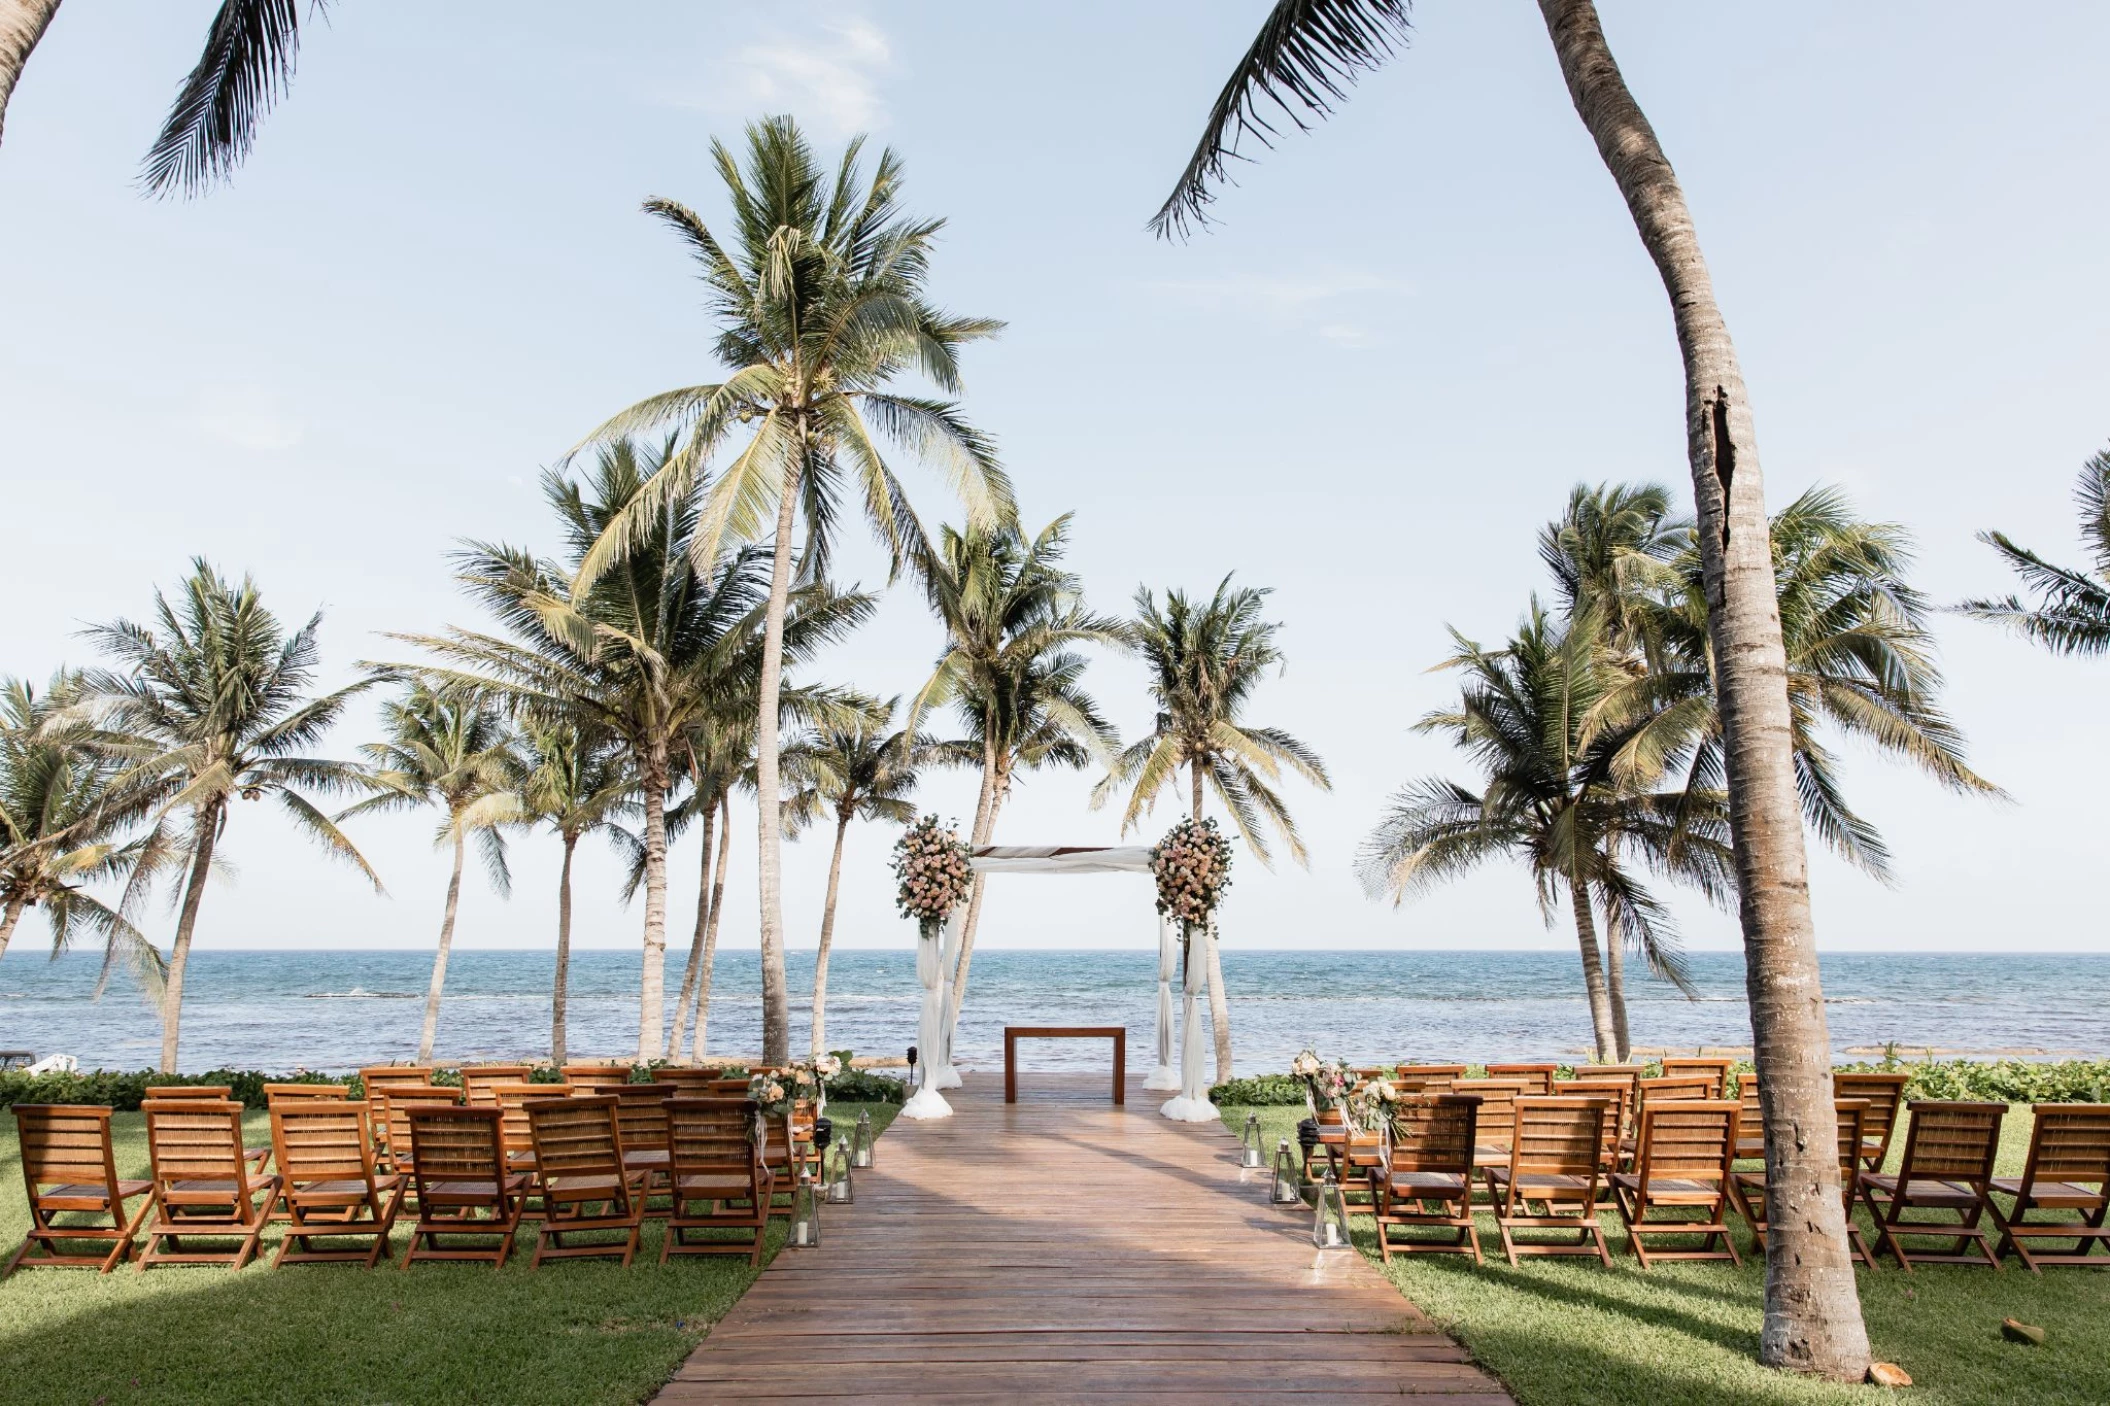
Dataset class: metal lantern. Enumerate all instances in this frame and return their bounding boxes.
[851,1109,875,1169]
[825,1143,855,1204]
[1311,1163,1351,1250]
[1269,1138,1302,1205]
[1239,1112,1265,1168]
[788,1166,821,1248]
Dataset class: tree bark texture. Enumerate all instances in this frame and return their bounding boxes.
[688,795,732,1061]
[1537,0,1869,1377]
[1191,762,1233,1082]
[753,456,803,1067]
[551,833,576,1066]
[1604,907,1632,1062]
[946,729,1005,1014]
[158,801,220,1073]
[809,811,851,1059]
[668,795,717,1059]
[418,825,467,1064]
[0,0,62,151]
[635,744,671,1062]
[0,892,24,962]
[1568,880,1618,1064]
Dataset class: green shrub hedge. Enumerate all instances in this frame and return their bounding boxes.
[0,1068,342,1111]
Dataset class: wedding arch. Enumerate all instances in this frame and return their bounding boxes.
[904,843,1217,1122]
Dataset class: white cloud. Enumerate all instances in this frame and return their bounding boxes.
[193,385,303,452]
[676,17,894,139]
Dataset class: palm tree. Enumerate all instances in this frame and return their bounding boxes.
[568,116,1011,1066]
[1155,1,1870,1373]
[909,516,1122,1015]
[81,559,378,1072]
[1358,603,1735,1063]
[0,670,165,995]
[387,440,873,1062]
[519,720,637,1066]
[345,682,523,1063]
[783,697,942,1059]
[1961,448,2110,656]
[1094,577,1329,1080]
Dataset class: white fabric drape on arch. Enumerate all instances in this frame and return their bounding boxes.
[899,921,953,1119]
[1158,918,1220,1122]
[1145,915,1180,1090]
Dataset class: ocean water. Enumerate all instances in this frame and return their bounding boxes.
[0,948,2103,1076]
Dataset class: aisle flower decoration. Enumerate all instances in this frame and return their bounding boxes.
[1151,815,1233,957]
[1290,1048,1351,1117]
[892,814,973,934]
[1346,1076,1400,1134]
[747,1070,792,1118]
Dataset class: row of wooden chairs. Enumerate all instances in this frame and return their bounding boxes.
[1370,1092,2110,1274]
[5,1085,802,1277]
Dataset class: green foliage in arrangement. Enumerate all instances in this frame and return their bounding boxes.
[1207,1073,1308,1106]
[823,1069,907,1105]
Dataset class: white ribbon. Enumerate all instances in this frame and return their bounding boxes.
[930,907,964,1090]
[900,918,953,1120]
[1145,913,1180,1090]
[1160,920,1220,1122]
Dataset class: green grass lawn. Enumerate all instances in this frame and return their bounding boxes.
[1222,1104,2109,1406]
[0,1102,895,1406]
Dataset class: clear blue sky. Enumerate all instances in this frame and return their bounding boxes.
[2,2,2105,962]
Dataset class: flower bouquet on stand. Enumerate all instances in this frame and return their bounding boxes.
[892,816,972,1120]
[1154,816,1233,1122]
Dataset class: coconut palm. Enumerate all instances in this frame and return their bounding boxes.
[568,116,1010,1066]
[667,731,742,1064]
[908,516,1122,1014]
[342,683,523,1062]
[1961,448,2110,657]
[1093,577,1329,1080]
[80,559,378,1072]
[518,719,637,1066]
[386,439,873,1062]
[1156,1,1869,1371]
[1358,603,1735,1062]
[1539,482,1688,662]
[0,670,164,995]
[783,696,949,1059]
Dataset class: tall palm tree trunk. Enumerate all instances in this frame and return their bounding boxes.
[418,825,468,1064]
[1567,880,1618,1064]
[1189,761,1235,1082]
[668,795,717,1059]
[1536,0,1868,1377]
[551,833,577,1066]
[753,459,803,1067]
[635,746,671,1061]
[945,731,1004,1013]
[159,802,221,1073]
[809,810,852,1060]
[0,0,63,151]
[1604,913,1632,1062]
[689,795,733,1061]
[0,893,25,961]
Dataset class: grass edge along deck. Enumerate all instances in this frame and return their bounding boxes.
[660,1070,1512,1402]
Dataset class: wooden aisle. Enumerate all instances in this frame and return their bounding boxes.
[659,1071,1512,1403]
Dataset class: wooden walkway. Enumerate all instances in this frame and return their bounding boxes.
[661,1071,1511,1403]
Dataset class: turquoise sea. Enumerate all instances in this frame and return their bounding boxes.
[1,948,2103,1076]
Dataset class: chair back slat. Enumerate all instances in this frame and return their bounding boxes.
[1897,1101,2004,1183]
[404,1105,506,1183]
[1510,1096,1606,1178]
[1484,1064,1557,1096]
[1387,1095,1478,1176]
[1633,1101,1738,1183]
[1660,1057,1737,1098]
[705,1076,754,1098]
[1832,1071,1910,1162]
[611,1084,672,1152]
[271,1100,377,1183]
[459,1064,535,1106]
[144,1100,252,1190]
[359,1066,436,1094]
[1393,1064,1467,1095]
[376,1085,462,1168]
[14,1104,122,1198]
[528,1095,626,1177]
[1636,1075,1715,1123]
[560,1063,636,1096]
[1835,1099,1870,1179]
[1563,1075,1635,1162]
[264,1083,349,1107]
[650,1067,724,1095]
[666,1097,761,1170]
[1449,1078,1530,1147]
[142,1084,234,1103]
[2020,1104,2110,1185]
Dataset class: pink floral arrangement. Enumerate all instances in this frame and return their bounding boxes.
[1151,816,1232,929]
[892,814,972,925]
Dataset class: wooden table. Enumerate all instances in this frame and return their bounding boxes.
[1003,1026,1125,1105]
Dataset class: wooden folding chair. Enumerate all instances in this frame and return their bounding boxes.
[1484,1096,1611,1265]
[526,1095,647,1268]
[5,1105,153,1275]
[705,1076,755,1099]
[359,1066,436,1097]
[1451,1078,1529,1184]
[374,1084,462,1177]
[1485,1064,1558,1096]
[1563,1075,1634,1188]
[1732,1099,1873,1268]
[651,1067,723,1096]
[264,1083,350,1107]
[1861,1100,2006,1271]
[1833,1071,1910,1170]
[1612,1100,1742,1266]
[269,1099,405,1268]
[459,1064,535,1106]
[1660,1057,1737,1099]
[663,1097,773,1265]
[1393,1065,1467,1096]
[488,1082,570,1176]
[1622,1075,1715,1167]
[611,1083,673,1188]
[138,1100,282,1270]
[1373,1095,1482,1263]
[1733,1072,1764,1160]
[561,1063,636,1097]
[1990,1103,2110,1271]
[400,1105,529,1268]
[142,1084,271,1170]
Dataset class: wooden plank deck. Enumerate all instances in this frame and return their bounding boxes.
[660,1071,1512,1403]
